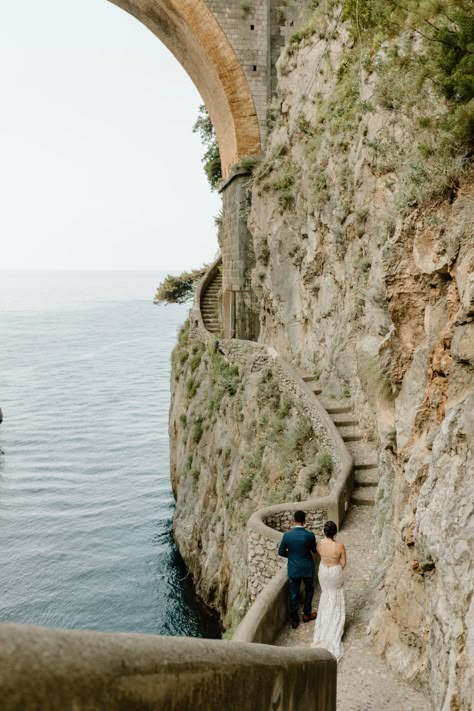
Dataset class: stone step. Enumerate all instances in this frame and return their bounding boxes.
[306,383,322,395]
[345,441,378,468]
[324,405,353,414]
[330,416,359,427]
[350,486,377,506]
[355,469,379,486]
[341,431,364,442]
[354,461,378,470]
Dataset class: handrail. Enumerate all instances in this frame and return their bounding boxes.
[233,568,288,644]
[194,264,355,642]
[0,623,336,711]
[190,255,222,337]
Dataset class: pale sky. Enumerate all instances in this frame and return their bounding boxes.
[0,0,221,271]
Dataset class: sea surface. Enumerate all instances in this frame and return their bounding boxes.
[0,270,220,637]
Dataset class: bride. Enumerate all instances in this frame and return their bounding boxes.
[311,520,346,661]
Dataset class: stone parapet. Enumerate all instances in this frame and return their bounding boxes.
[192,268,354,606]
[0,623,336,711]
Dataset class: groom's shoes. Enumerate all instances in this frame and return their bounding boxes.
[302,612,317,622]
[291,620,299,629]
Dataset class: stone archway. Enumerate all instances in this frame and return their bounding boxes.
[108,0,262,177]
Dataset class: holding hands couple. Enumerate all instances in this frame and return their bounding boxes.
[278,510,346,661]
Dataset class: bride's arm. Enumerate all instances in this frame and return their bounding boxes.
[340,544,347,569]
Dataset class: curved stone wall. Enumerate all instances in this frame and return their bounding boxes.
[0,623,336,710]
[194,261,354,617]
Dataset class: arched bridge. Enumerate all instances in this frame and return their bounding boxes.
[109,1,306,339]
[109,0,288,177]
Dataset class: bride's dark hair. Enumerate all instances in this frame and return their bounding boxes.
[323,520,337,539]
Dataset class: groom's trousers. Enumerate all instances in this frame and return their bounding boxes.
[288,575,314,622]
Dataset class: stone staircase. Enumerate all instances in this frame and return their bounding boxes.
[200,270,223,336]
[300,374,379,507]
[326,402,379,506]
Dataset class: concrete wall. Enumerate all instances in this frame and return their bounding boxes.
[0,624,336,711]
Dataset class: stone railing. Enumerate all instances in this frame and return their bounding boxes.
[217,338,354,601]
[189,255,222,340]
[193,261,354,618]
[0,623,336,710]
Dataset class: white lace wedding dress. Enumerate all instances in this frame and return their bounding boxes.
[311,563,345,661]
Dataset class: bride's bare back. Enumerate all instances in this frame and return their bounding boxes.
[317,536,347,568]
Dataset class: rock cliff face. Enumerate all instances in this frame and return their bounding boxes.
[170,3,473,707]
[244,4,473,708]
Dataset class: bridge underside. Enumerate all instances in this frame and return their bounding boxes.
[109,0,262,177]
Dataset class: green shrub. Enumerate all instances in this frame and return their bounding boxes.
[302,450,333,491]
[184,454,193,476]
[186,377,198,401]
[193,105,222,190]
[178,350,189,365]
[366,357,393,399]
[189,352,203,372]
[191,417,203,444]
[154,267,208,305]
[257,368,282,409]
[236,474,254,498]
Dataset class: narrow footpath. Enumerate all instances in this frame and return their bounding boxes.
[275,502,431,710]
[274,389,431,710]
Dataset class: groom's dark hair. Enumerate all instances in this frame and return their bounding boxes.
[294,510,306,524]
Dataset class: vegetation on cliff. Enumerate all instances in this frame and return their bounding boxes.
[153,265,208,305]
[261,0,473,216]
[193,105,222,190]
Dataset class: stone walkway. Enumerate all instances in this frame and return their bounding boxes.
[275,504,431,710]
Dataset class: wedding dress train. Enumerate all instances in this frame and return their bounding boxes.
[311,563,345,661]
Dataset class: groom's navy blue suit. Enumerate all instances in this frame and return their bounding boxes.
[278,525,317,624]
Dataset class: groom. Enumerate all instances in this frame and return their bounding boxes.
[278,510,317,629]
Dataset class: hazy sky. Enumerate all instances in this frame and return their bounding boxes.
[0,0,221,271]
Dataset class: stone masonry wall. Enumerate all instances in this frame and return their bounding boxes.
[206,0,270,145]
[264,509,328,534]
[247,508,328,600]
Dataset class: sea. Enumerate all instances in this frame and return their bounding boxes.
[0,270,221,638]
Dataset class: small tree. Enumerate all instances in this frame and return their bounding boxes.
[153,265,208,305]
[193,105,222,190]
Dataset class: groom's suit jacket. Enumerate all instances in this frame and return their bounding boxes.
[278,526,317,578]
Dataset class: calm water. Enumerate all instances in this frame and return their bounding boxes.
[0,271,220,637]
